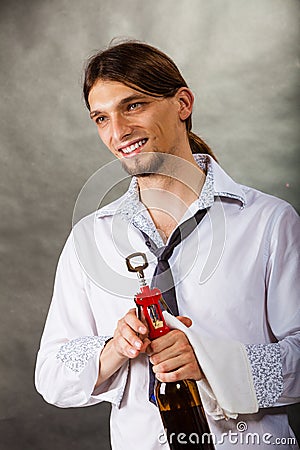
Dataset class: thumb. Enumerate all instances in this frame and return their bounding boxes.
[141,337,151,353]
[176,315,192,328]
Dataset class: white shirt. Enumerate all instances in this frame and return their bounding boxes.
[35,155,300,449]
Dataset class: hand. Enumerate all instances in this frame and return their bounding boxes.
[147,316,203,382]
[96,308,150,388]
[111,308,150,360]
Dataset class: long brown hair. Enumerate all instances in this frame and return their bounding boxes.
[83,40,217,160]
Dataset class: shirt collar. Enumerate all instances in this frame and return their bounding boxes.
[96,154,246,247]
[97,154,245,219]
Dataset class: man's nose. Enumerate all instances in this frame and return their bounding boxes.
[110,114,132,143]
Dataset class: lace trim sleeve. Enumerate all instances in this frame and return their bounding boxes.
[56,336,111,373]
[245,343,283,407]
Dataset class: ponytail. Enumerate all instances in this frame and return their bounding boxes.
[188,131,218,161]
[186,115,218,162]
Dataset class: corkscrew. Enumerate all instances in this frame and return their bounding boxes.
[126,252,170,339]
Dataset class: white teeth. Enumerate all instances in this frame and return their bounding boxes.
[121,139,147,154]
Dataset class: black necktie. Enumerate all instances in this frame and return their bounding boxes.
[142,208,207,404]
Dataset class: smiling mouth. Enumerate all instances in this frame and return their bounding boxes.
[118,138,148,156]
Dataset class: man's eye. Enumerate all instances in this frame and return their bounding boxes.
[95,116,106,124]
[128,102,142,111]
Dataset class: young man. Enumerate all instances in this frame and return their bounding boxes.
[35,42,299,449]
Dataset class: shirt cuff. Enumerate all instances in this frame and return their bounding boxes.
[245,343,283,407]
[91,360,130,407]
[56,335,129,407]
[56,335,110,373]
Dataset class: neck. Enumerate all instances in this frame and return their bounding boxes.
[138,155,205,241]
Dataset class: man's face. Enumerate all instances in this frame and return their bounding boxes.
[88,80,187,176]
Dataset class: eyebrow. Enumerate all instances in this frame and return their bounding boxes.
[90,93,149,119]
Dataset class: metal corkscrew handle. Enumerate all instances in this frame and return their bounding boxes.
[126,252,148,287]
[126,252,170,339]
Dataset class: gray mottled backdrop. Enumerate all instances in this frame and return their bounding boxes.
[0,0,299,449]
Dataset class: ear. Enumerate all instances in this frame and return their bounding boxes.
[175,87,194,121]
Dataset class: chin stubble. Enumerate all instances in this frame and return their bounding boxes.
[121,152,166,177]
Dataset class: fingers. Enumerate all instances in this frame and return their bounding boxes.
[152,353,192,374]
[140,337,151,353]
[149,330,194,368]
[112,308,149,359]
[155,363,203,383]
[124,308,148,334]
[176,316,192,328]
[148,329,203,382]
[112,310,200,380]
[148,329,186,355]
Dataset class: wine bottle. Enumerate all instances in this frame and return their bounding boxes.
[155,364,214,449]
[126,252,215,450]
